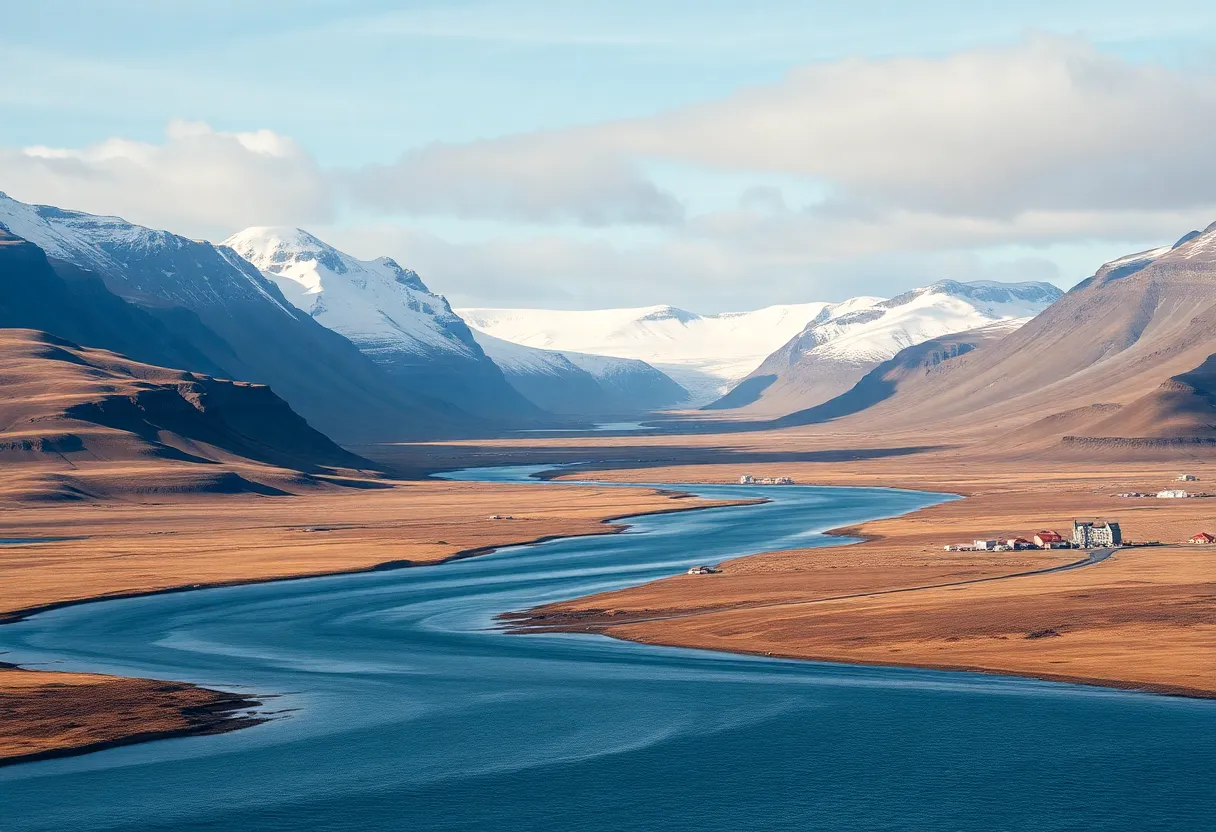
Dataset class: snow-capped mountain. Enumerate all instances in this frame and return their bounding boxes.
[469,330,688,415]
[709,279,1063,414]
[460,281,1060,411]
[0,193,508,440]
[224,227,539,422]
[458,302,831,404]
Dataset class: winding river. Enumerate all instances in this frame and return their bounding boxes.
[2,467,1213,831]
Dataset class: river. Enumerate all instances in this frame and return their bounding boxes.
[1,466,1212,831]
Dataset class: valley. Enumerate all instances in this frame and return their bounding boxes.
[2,191,1215,792]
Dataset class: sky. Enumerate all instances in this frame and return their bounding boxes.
[4,1,1216,311]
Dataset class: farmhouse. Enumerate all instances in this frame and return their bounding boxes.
[1190,532,1215,545]
[1072,520,1122,548]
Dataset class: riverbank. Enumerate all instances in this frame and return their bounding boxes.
[513,455,1216,699]
[0,663,264,766]
[0,471,740,765]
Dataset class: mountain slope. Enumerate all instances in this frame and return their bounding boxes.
[0,194,481,442]
[223,228,540,422]
[0,229,228,377]
[775,320,1020,427]
[711,280,1063,415]
[0,329,368,474]
[469,330,688,415]
[814,226,1216,453]
[458,303,830,404]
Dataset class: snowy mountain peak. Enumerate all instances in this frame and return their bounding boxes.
[224,227,351,278]
[881,279,1062,310]
[0,192,296,313]
[222,227,481,360]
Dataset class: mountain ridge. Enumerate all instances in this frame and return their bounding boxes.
[224,226,543,424]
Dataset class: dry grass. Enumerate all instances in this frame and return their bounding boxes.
[0,665,262,764]
[502,438,1216,698]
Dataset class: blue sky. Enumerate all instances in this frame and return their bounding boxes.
[4,1,1216,310]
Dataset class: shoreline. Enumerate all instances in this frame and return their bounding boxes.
[598,634,1216,701]
[0,484,752,766]
[515,463,1216,701]
[0,663,266,767]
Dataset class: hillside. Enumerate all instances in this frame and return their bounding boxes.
[808,226,1216,453]
[776,321,1020,427]
[0,329,369,481]
[711,280,1062,415]
[224,227,542,424]
[0,194,491,442]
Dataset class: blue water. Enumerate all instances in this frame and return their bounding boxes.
[1,466,1213,831]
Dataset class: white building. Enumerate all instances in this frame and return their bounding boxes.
[739,475,754,485]
[1072,520,1122,548]
[973,539,999,551]
[1178,474,1199,482]
[1158,489,1190,499]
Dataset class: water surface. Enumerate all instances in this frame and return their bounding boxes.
[1,467,1212,831]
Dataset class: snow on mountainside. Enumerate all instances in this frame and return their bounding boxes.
[0,193,293,312]
[458,302,831,404]
[0,193,529,440]
[460,281,1060,409]
[224,227,541,422]
[469,330,688,415]
[225,227,480,360]
[710,279,1063,414]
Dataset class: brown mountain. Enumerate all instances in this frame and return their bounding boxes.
[774,321,1018,428]
[0,328,371,476]
[805,226,1216,454]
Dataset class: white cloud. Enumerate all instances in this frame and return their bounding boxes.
[0,120,333,237]
[611,34,1216,216]
[347,135,684,226]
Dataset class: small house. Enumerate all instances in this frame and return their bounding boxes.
[1178,474,1199,482]
[973,539,999,551]
[1158,489,1190,499]
[1190,532,1215,544]
[1004,537,1033,550]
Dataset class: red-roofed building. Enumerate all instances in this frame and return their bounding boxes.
[1190,532,1215,544]
[1033,530,1065,548]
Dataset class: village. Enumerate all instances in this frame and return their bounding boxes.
[944,520,1216,552]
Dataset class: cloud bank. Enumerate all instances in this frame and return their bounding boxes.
[3,36,1216,306]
